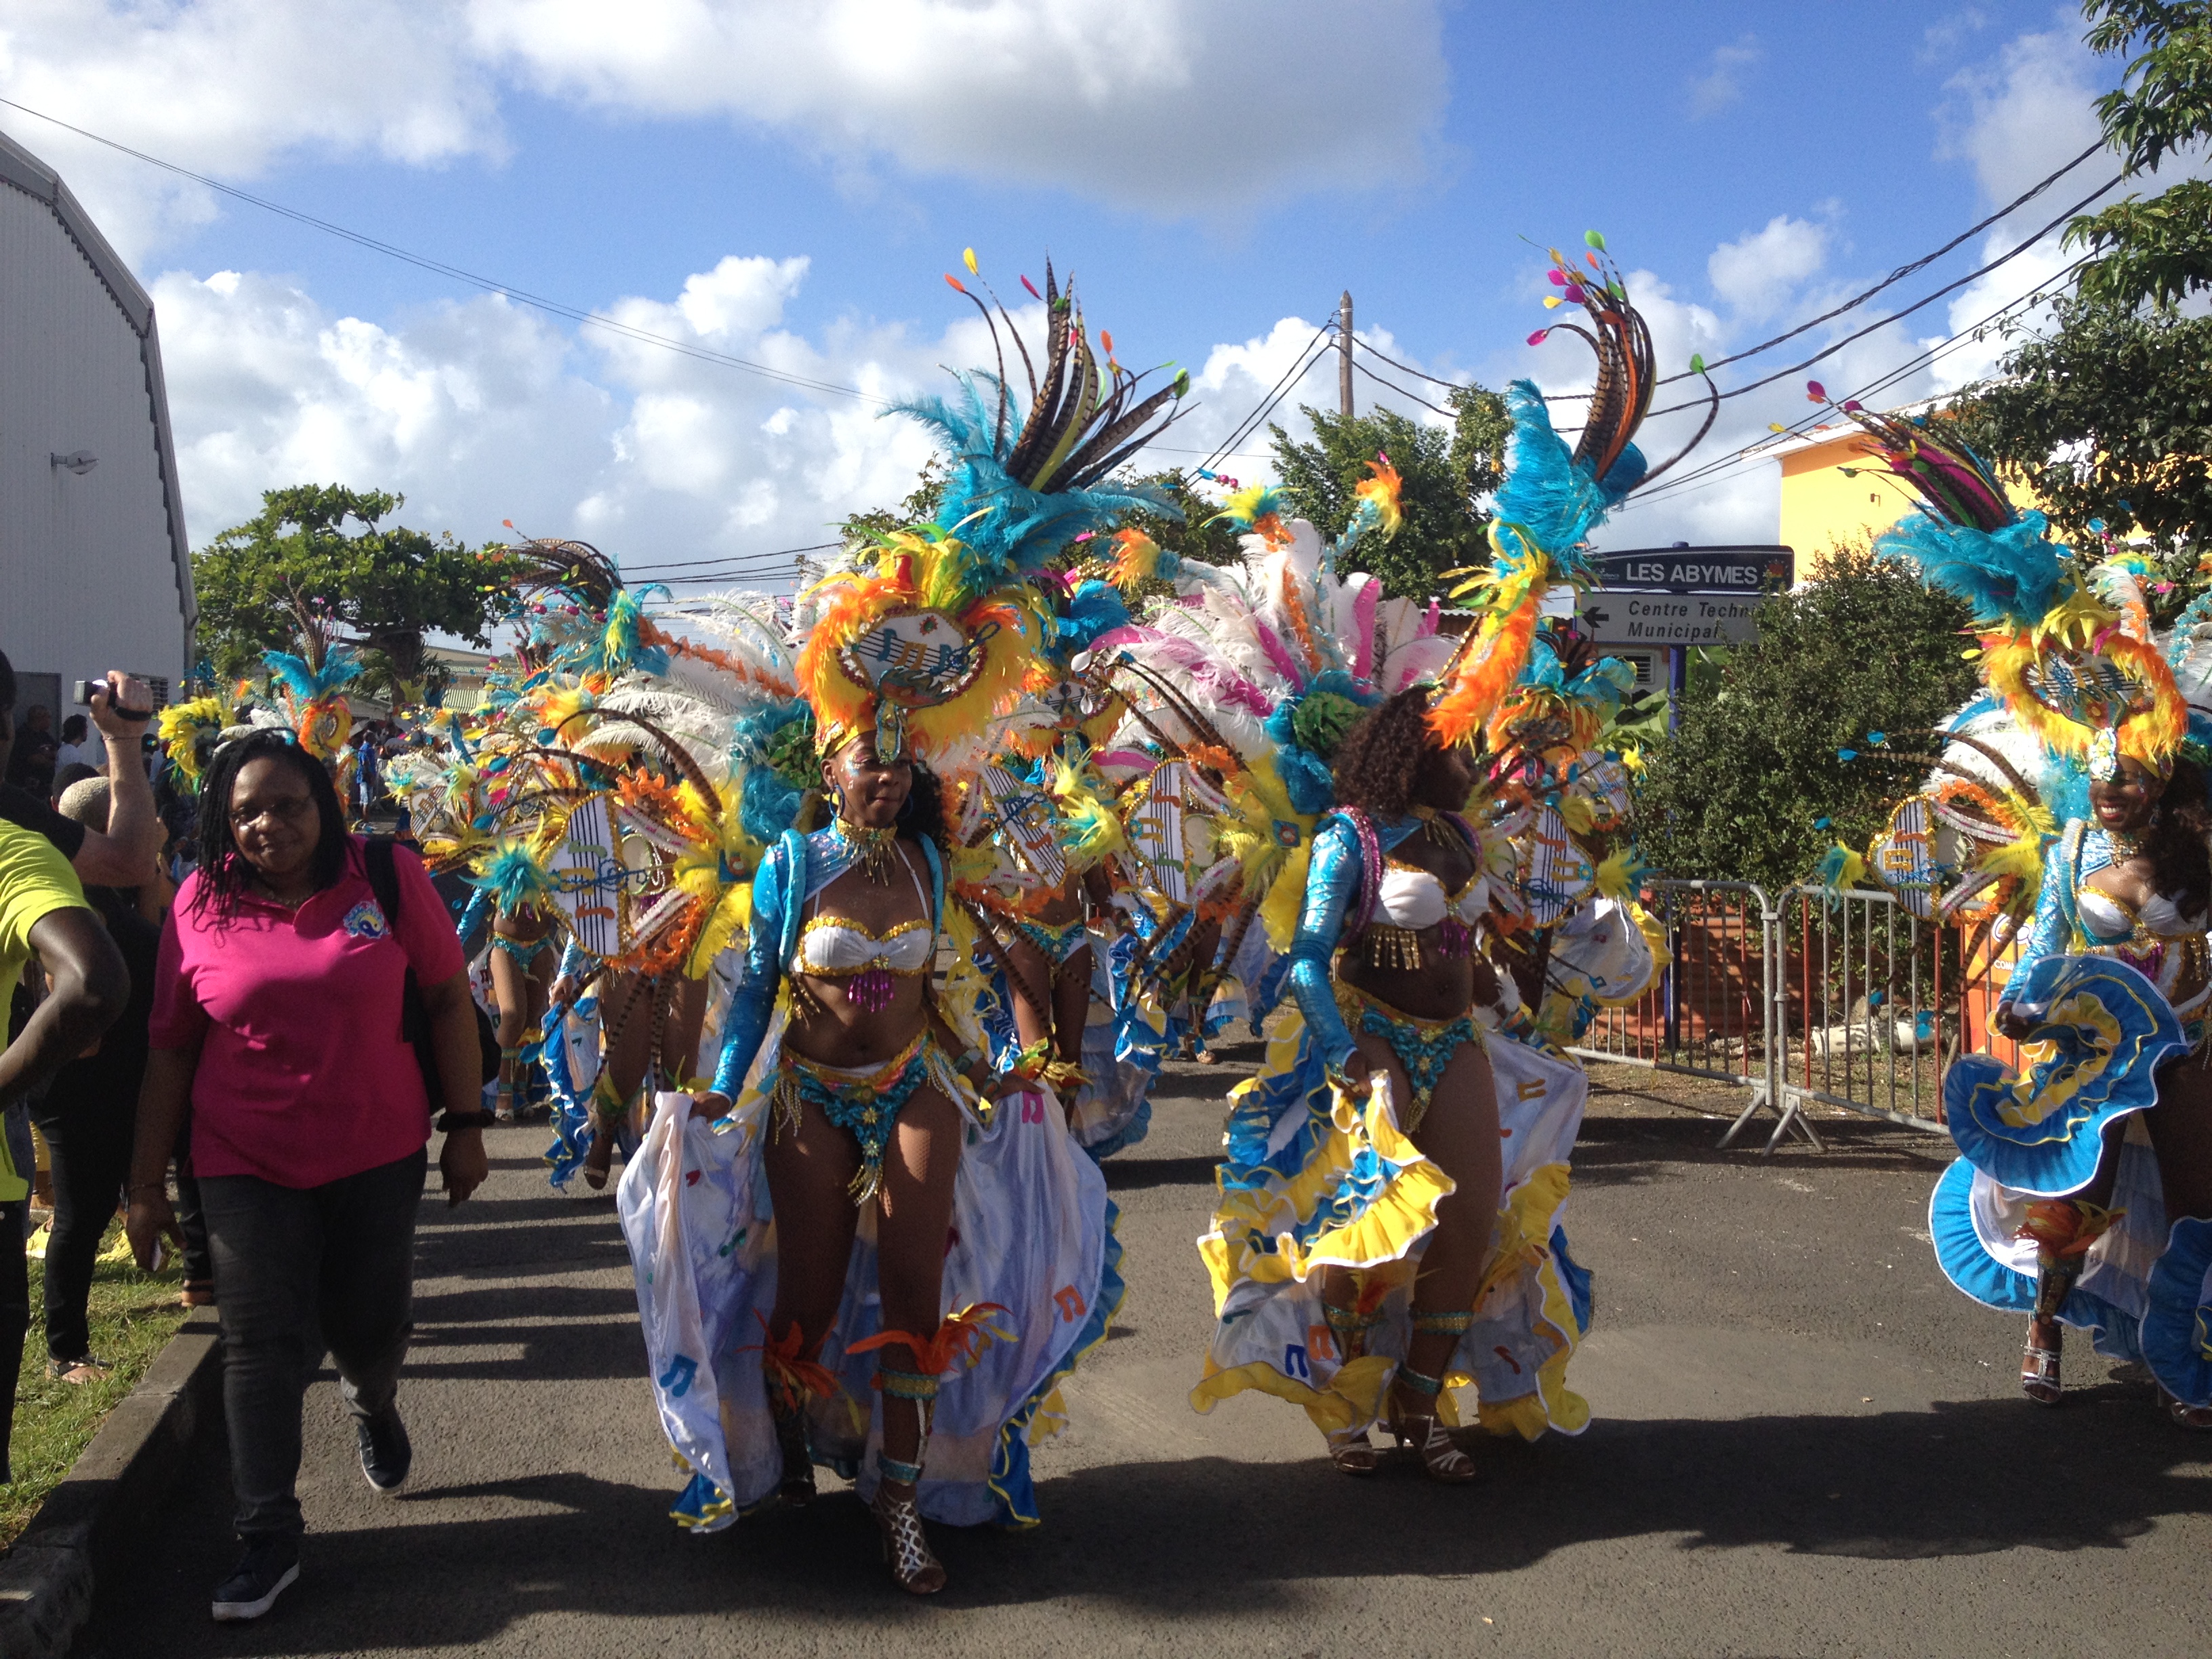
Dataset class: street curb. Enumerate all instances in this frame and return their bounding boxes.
[0,1305,223,1659]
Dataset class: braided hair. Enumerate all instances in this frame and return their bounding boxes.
[188,730,348,921]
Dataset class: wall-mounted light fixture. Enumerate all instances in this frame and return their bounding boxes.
[49,451,97,474]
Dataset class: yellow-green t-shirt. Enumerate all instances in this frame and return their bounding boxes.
[0,822,89,1200]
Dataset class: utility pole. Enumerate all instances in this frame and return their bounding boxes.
[1338,290,1354,419]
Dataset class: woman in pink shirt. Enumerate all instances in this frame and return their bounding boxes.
[125,731,489,1624]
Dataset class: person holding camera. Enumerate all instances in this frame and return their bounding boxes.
[124,729,489,1623]
[0,657,166,888]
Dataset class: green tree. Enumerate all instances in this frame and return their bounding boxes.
[2067,1,2212,310]
[1632,547,1981,890]
[1950,298,2212,556]
[1269,384,1511,600]
[1118,466,1248,569]
[838,457,947,545]
[194,485,516,705]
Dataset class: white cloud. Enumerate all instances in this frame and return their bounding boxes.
[0,0,500,262]
[1,0,1449,260]
[1708,214,1830,321]
[1936,23,2108,205]
[1689,35,1761,121]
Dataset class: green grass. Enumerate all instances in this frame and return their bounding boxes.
[1,1221,189,1548]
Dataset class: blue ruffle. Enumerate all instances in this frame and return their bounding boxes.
[2142,1215,2212,1410]
[1927,1157,2145,1360]
[1944,953,2185,1195]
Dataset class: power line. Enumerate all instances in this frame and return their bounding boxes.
[1624,253,2091,510]
[1629,173,2122,422]
[1349,354,1456,418]
[1651,138,2108,386]
[621,541,843,575]
[0,95,886,406]
[1353,335,1463,390]
[1195,321,1338,472]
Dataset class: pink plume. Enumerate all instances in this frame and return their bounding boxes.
[1248,619,1307,690]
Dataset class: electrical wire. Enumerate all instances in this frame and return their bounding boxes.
[1192,321,1338,472]
[1624,252,2092,510]
[1630,175,2121,421]
[1652,139,2108,386]
[0,94,887,406]
[620,541,843,574]
[1349,354,1456,417]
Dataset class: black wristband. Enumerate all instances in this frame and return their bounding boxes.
[436,1109,497,1132]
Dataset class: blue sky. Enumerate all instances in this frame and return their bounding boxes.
[0,1,2129,581]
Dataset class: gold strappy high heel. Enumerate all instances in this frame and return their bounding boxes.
[2021,1319,2063,1406]
[872,1469,945,1595]
[1388,1364,1478,1484]
[1324,1425,1378,1475]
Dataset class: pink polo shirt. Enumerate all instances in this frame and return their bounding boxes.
[149,837,466,1189]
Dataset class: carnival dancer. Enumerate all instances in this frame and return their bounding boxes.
[1841,401,2212,1428]
[1190,237,1713,1473]
[619,255,1176,1591]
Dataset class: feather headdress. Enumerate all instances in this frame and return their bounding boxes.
[1430,234,1718,749]
[915,252,1191,582]
[1843,392,2188,779]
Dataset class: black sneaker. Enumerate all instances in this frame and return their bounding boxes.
[356,1408,412,1494]
[211,1540,299,1622]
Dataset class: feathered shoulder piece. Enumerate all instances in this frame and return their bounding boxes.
[1429,234,1716,748]
[907,251,1191,581]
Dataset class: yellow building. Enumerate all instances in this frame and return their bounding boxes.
[1773,403,2049,579]
[1773,421,1916,577]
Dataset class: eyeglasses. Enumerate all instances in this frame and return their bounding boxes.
[228,795,316,832]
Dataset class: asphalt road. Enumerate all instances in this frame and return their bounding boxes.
[80,1046,2212,1658]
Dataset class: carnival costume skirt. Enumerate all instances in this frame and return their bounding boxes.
[1191,1002,1593,1440]
[1929,952,2212,1407]
[617,1013,1124,1532]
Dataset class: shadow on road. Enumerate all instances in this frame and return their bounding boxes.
[86,1381,2212,1650]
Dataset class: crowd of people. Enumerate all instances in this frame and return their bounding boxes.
[0,245,2205,1633]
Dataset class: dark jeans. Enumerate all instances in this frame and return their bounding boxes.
[199,1147,427,1544]
[1,1106,35,1481]
[29,1092,134,1361]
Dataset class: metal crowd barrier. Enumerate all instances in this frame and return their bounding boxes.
[1565,881,2020,1153]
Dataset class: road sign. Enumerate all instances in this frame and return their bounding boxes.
[1591,546,1793,594]
[1576,590,1760,647]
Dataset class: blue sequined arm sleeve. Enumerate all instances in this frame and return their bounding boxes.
[2001,834,2070,1000]
[709,845,790,1099]
[1288,816,1362,1076]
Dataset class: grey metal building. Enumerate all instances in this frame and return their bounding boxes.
[0,127,194,723]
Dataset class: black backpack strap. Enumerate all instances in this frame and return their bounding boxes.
[363,836,403,925]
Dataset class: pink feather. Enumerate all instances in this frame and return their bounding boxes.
[1247,618,1307,691]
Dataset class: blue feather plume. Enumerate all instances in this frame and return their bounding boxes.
[1486,380,1643,577]
[1873,510,2070,630]
[893,375,1179,582]
[1051,580,1130,664]
[263,647,361,701]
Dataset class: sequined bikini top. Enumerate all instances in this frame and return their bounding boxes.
[796,858,935,977]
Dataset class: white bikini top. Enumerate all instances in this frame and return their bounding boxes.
[796,857,936,977]
[2076,885,2207,943]
[1376,857,1487,931]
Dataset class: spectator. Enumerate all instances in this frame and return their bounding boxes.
[32,778,163,1383]
[49,762,100,804]
[348,728,383,821]
[125,729,490,1623]
[0,820,129,1481]
[54,714,103,776]
[0,655,166,888]
[6,706,57,800]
